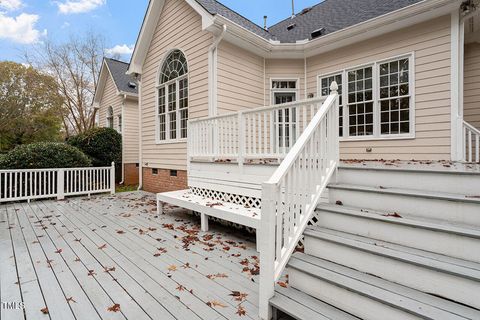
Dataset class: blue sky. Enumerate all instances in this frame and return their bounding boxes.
[0,0,321,63]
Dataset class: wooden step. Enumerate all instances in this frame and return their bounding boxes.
[315,203,480,262]
[304,227,480,308]
[287,253,480,320]
[270,285,359,320]
[337,163,480,195]
[328,183,480,226]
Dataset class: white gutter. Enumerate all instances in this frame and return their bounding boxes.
[208,24,227,116]
[137,75,143,191]
[119,95,126,185]
[210,0,461,59]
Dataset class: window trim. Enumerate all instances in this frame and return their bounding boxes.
[270,78,300,106]
[155,49,190,145]
[317,52,416,142]
[106,106,114,129]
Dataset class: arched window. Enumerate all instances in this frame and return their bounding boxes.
[106,106,114,129]
[157,50,188,141]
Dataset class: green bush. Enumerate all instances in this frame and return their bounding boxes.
[67,127,122,167]
[0,142,91,169]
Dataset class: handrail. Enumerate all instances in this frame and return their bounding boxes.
[188,97,327,162]
[258,82,340,320]
[463,120,480,163]
[188,96,327,124]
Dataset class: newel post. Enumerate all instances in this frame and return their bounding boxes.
[57,169,65,200]
[259,182,277,320]
[110,162,116,195]
[330,81,340,164]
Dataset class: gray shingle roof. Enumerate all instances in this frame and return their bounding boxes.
[105,58,138,95]
[268,0,423,43]
[195,0,424,43]
[195,0,273,40]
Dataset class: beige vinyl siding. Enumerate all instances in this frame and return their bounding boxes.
[123,98,139,163]
[306,15,452,161]
[217,41,264,114]
[464,43,480,130]
[140,0,212,170]
[98,74,122,129]
[265,59,306,104]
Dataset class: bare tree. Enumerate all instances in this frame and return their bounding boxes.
[26,32,106,137]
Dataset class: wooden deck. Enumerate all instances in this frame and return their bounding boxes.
[0,191,265,320]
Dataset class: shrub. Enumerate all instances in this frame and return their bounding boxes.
[0,142,91,169]
[67,127,122,167]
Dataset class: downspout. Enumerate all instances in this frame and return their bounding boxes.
[137,75,143,191]
[304,56,307,99]
[120,96,126,185]
[208,24,227,116]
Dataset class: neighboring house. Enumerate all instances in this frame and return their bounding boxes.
[93,58,140,185]
[118,0,480,319]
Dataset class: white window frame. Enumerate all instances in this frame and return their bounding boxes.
[155,49,189,145]
[317,53,415,141]
[117,113,122,134]
[106,106,114,129]
[270,78,299,105]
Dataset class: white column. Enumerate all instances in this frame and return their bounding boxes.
[110,162,116,194]
[57,169,65,200]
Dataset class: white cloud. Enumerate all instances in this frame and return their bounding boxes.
[105,44,134,56]
[0,0,23,11]
[57,0,105,14]
[0,12,46,44]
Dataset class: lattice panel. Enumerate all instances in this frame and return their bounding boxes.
[190,187,262,209]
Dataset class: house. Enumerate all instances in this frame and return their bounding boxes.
[93,58,140,185]
[118,0,479,318]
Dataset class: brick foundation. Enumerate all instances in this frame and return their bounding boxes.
[124,163,139,185]
[142,167,187,193]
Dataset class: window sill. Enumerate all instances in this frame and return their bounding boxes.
[340,134,415,142]
[155,138,187,145]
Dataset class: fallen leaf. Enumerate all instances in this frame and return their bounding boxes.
[66,297,76,303]
[55,249,63,254]
[87,270,96,276]
[107,303,121,312]
[382,212,402,218]
[104,267,116,273]
[206,300,227,308]
[176,285,186,291]
[98,244,107,250]
[168,265,177,272]
[236,305,247,316]
[40,307,49,314]
[116,230,126,234]
[335,200,343,206]
[230,291,248,302]
[277,281,288,288]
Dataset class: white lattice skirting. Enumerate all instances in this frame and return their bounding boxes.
[190,187,262,209]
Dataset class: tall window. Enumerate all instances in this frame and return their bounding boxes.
[320,74,343,136]
[157,50,188,142]
[106,106,113,129]
[117,114,122,133]
[272,80,297,150]
[319,55,413,140]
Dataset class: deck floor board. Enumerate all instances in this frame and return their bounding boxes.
[0,192,260,320]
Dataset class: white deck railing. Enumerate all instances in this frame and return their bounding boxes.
[0,163,115,203]
[259,83,340,319]
[464,121,480,163]
[188,97,327,163]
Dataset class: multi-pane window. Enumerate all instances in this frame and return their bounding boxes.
[106,106,113,129]
[272,80,297,151]
[117,114,122,133]
[157,50,188,142]
[320,74,343,136]
[320,55,413,140]
[347,67,374,136]
[379,58,410,135]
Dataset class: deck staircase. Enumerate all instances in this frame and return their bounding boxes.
[270,164,480,320]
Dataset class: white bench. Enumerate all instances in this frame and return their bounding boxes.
[156,189,261,251]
